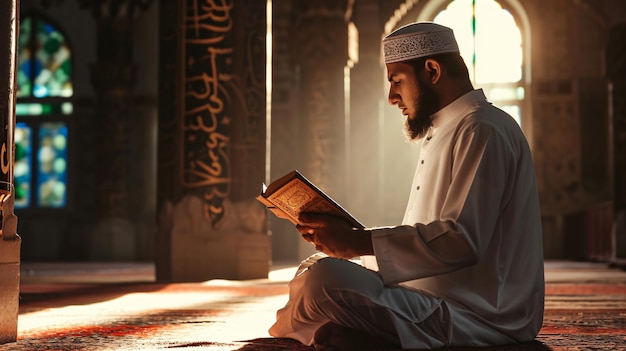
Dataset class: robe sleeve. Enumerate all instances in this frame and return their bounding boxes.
[372,120,514,285]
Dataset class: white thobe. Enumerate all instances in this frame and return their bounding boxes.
[270,89,544,348]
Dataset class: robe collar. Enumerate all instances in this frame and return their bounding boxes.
[430,89,487,130]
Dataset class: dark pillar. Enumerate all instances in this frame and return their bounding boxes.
[608,23,626,260]
[88,3,145,260]
[156,0,269,281]
[85,1,155,260]
[0,0,21,344]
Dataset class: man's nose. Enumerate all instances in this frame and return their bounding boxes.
[388,89,399,105]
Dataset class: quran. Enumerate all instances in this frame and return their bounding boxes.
[256,170,364,229]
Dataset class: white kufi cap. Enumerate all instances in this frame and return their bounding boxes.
[383,22,460,63]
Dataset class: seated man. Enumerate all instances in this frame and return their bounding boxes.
[269,22,544,350]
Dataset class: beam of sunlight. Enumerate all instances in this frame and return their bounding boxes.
[265,0,273,184]
[434,0,524,125]
[434,0,522,84]
[15,265,298,349]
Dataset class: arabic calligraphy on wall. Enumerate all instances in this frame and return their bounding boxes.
[182,0,233,226]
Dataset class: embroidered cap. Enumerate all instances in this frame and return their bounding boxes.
[383,22,460,63]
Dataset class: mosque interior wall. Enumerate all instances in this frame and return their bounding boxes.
[7,0,626,267]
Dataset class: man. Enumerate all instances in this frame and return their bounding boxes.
[269,22,544,350]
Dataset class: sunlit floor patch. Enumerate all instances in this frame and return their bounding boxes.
[2,261,626,351]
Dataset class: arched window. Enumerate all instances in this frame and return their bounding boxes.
[433,0,525,125]
[15,13,72,209]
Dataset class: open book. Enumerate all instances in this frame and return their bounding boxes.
[256,170,364,229]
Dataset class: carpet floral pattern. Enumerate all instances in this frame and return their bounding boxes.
[0,263,624,351]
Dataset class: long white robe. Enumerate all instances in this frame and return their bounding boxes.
[270,89,544,348]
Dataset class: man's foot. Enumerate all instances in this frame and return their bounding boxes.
[313,322,399,350]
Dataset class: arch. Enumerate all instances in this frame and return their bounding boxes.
[382,0,533,140]
[16,10,73,209]
[413,0,531,86]
[17,10,74,99]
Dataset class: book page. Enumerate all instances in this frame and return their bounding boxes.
[267,178,344,222]
[258,170,364,228]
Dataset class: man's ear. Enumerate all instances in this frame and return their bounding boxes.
[424,58,441,85]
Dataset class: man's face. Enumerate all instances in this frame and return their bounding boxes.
[386,62,439,140]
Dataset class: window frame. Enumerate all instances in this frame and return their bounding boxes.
[16,11,74,211]
[415,0,533,140]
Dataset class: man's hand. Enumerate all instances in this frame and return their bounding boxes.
[296,213,374,259]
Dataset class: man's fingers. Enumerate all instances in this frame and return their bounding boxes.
[296,223,315,233]
[297,212,329,226]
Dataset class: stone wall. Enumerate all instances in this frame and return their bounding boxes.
[523,0,616,259]
[351,0,622,259]
[156,0,270,281]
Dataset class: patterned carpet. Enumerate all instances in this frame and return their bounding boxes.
[0,261,624,351]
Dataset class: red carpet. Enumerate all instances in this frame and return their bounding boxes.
[536,282,626,351]
[0,262,624,351]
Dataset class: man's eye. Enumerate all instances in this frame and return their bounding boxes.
[392,80,401,86]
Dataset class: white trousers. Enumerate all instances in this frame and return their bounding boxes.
[268,254,450,349]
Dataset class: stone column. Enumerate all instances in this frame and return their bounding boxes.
[88,5,139,260]
[350,1,385,223]
[0,0,21,344]
[291,0,353,258]
[156,0,269,282]
[608,23,626,260]
[293,1,352,196]
[268,0,300,262]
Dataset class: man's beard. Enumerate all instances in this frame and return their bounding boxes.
[404,78,439,140]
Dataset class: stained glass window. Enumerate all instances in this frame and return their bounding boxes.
[15,13,72,209]
[37,123,68,207]
[17,15,73,98]
[14,123,32,208]
[434,0,524,125]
